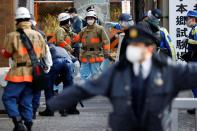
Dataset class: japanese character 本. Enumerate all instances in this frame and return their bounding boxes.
[176,4,188,13]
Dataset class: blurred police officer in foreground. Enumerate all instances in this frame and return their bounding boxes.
[1,7,52,131]
[47,25,197,131]
[181,10,197,114]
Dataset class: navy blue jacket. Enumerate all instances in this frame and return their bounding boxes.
[48,44,73,62]
[48,54,197,131]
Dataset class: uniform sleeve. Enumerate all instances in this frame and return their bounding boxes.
[43,44,53,73]
[173,61,197,91]
[164,35,176,61]
[188,27,197,45]
[100,27,110,56]
[56,28,73,53]
[74,18,83,33]
[38,34,53,73]
[47,64,116,111]
[1,33,14,58]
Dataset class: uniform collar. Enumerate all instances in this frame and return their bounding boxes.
[87,23,97,29]
[133,56,152,79]
[17,21,31,29]
[61,26,71,32]
[192,24,197,29]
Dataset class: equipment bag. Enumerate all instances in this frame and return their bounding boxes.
[17,28,47,91]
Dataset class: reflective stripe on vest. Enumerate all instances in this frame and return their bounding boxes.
[103,44,110,50]
[81,57,104,63]
[19,47,42,56]
[90,38,100,43]
[160,28,176,61]
[5,75,33,82]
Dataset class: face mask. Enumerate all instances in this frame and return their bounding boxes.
[120,21,128,28]
[126,45,145,63]
[87,19,95,25]
[120,21,134,29]
[186,18,193,27]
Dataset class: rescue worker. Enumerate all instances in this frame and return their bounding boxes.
[74,10,110,79]
[68,8,83,59]
[39,43,80,116]
[55,13,75,54]
[138,9,176,61]
[181,10,197,114]
[29,14,47,119]
[47,25,197,131]
[1,7,52,131]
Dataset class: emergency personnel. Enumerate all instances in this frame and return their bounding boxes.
[74,10,110,79]
[55,13,75,54]
[47,25,197,131]
[115,13,135,59]
[39,43,80,116]
[138,9,176,61]
[1,7,52,131]
[68,8,83,59]
[29,14,47,119]
[181,10,197,114]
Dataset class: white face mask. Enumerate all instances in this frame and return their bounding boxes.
[126,45,145,63]
[120,21,134,29]
[87,19,95,25]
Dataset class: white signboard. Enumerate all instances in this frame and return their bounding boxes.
[122,0,130,14]
[169,0,196,60]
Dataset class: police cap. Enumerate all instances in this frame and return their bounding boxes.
[187,10,197,18]
[152,9,162,19]
[119,13,133,21]
[126,25,159,45]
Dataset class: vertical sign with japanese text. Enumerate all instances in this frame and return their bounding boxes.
[169,0,196,60]
[122,0,131,14]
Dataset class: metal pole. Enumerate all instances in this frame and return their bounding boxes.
[171,109,178,131]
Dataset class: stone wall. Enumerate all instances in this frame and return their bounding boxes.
[74,0,110,23]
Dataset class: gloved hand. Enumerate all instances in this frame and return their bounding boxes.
[44,66,51,73]
[182,37,189,44]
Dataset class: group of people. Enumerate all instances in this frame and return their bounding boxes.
[0,4,197,131]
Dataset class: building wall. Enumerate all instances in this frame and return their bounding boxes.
[0,0,15,67]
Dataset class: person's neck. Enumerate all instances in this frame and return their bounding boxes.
[139,53,153,64]
[87,23,96,29]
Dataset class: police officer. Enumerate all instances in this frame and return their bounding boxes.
[182,10,197,114]
[115,13,135,61]
[55,13,75,54]
[39,43,80,116]
[138,9,176,61]
[48,25,197,131]
[74,10,110,79]
[1,7,52,131]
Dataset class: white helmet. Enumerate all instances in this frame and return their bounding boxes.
[85,11,97,19]
[15,7,31,19]
[58,13,70,22]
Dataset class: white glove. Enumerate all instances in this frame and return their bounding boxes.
[43,45,53,73]
[44,66,51,73]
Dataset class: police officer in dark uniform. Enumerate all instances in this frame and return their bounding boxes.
[47,25,197,131]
